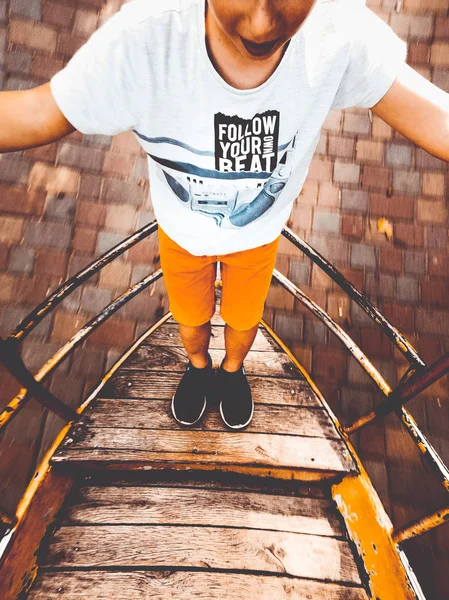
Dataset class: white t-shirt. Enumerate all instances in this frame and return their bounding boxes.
[50,0,406,256]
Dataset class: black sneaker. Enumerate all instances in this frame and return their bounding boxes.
[172,353,212,426]
[218,361,254,430]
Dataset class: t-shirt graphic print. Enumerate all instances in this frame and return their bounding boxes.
[147,110,297,230]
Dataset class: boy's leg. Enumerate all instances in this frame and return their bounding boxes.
[222,322,259,372]
[178,321,212,368]
[217,235,281,429]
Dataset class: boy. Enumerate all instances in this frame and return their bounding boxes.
[1,0,448,430]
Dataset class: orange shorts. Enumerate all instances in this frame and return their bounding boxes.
[158,226,280,330]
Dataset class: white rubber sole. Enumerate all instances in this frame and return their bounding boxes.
[219,399,254,431]
[171,394,207,426]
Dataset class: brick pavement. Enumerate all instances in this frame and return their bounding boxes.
[0,0,447,597]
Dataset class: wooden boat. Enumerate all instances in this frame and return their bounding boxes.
[0,221,448,599]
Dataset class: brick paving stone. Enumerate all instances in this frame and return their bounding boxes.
[96,231,125,255]
[0,216,24,244]
[328,135,354,158]
[312,208,340,233]
[362,166,391,191]
[44,194,77,220]
[417,199,448,224]
[315,132,327,155]
[265,283,294,311]
[415,147,447,170]
[273,312,303,342]
[85,317,135,349]
[57,32,86,57]
[311,264,333,289]
[287,205,313,232]
[0,185,45,215]
[379,247,403,273]
[306,233,349,264]
[385,144,413,167]
[327,292,351,323]
[58,143,104,172]
[111,130,142,154]
[308,156,332,181]
[296,181,318,205]
[351,243,377,269]
[289,260,311,286]
[9,20,57,52]
[72,226,97,254]
[322,110,342,132]
[73,9,99,38]
[51,311,87,343]
[43,2,75,28]
[35,248,68,278]
[304,318,327,345]
[0,156,31,185]
[79,173,102,198]
[370,193,414,220]
[408,41,431,64]
[105,204,137,234]
[317,183,340,208]
[371,115,393,139]
[101,177,146,206]
[24,221,72,250]
[29,163,80,195]
[134,155,149,180]
[392,170,421,195]
[83,134,112,148]
[314,347,346,383]
[343,112,371,135]
[11,0,42,20]
[356,139,384,163]
[422,280,449,309]
[103,151,136,177]
[404,251,426,275]
[7,49,32,75]
[76,201,106,228]
[70,347,105,378]
[424,226,448,250]
[416,308,449,335]
[429,252,449,278]
[341,188,369,213]
[6,76,40,91]
[99,260,132,290]
[81,285,112,315]
[8,247,35,274]
[333,160,360,184]
[31,54,64,81]
[382,303,414,332]
[365,272,396,299]
[430,42,449,66]
[422,172,445,196]
[397,276,419,303]
[394,223,424,248]
[342,214,364,239]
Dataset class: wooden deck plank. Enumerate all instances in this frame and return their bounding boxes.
[121,346,303,378]
[28,570,367,600]
[144,323,279,352]
[28,570,368,600]
[54,428,353,473]
[80,399,340,439]
[102,372,320,406]
[62,486,342,537]
[41,525,361,585]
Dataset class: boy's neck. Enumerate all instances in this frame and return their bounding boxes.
[204,4,289,91]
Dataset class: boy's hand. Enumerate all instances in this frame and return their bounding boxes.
[0,82,75,153]
[372,63,449,163]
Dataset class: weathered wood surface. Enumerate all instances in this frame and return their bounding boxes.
[80,399,340,438]
[28,570,368,600]
[55,428,353,473]
[41,525,361,584]
[121,346,303,379]
[144,323,279,352]
[62,485,342,537]
[102,371,320,406]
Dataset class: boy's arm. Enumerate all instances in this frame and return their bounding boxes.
[372,63,449,162]
[0,82,75,153]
